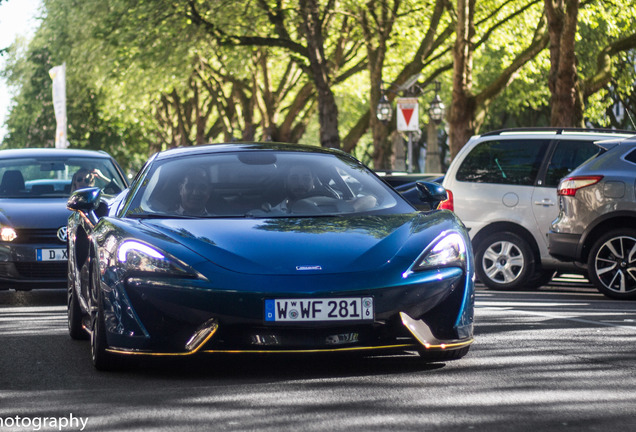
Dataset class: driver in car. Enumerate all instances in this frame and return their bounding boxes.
[71,167,112,193]
[176,167,212,216]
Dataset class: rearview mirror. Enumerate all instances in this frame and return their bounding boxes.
[67,187,101,212]
[415,181,448,209]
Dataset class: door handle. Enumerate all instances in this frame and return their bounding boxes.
[533,199,555,206]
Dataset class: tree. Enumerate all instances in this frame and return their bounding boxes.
[344,0,452,169]
[358,0,402,169]
[185,0,359,149]
[3,0,635,172]
[544,0,582,126]
[448,0,549,158]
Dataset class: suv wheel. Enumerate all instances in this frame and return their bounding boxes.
[475,232,536,290]
[587,229,636,300]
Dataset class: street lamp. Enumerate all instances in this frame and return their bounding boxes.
[376,93,393,123]
[428,94,445,123]
[376,82,393,123]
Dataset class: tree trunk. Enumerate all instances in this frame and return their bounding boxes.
[299,0,341,149]
[545,0,582,127]
[448,0,476,159]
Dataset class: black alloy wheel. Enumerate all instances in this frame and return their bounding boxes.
[587,229,636,300]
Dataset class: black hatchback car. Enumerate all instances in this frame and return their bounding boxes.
[0,148,127,291]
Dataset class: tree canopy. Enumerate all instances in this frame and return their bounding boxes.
[1,0,635,173]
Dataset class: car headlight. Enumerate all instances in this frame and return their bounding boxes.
[0,227,17,242]
[413,232,467,271]
[117,240,197,277]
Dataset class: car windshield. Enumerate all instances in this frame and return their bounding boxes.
[0,157,126,198]
[126,150,413,218]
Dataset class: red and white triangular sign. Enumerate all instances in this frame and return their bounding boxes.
[396,98,419,132]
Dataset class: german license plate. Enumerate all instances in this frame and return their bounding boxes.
[36,248,68,261]
[265,297,374,322]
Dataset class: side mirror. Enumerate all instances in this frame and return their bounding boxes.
[415,181,448,209]
[67,187,102,212]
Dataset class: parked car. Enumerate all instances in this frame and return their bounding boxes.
[441,128,634,290]
[66,142,474,370]
[549,135,636,299]
[0,148,128,291]
[377,171,445,210]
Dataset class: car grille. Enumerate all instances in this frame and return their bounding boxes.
[16,228,65,245]
[13,262,67,279]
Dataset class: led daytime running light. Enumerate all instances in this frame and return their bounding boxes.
[420,233,466,267]
[118,240,164,262]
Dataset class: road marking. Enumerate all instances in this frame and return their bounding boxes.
[477,305,636,332]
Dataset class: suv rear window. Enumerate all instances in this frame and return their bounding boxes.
[624,148,636,164]
[456,139,550,185]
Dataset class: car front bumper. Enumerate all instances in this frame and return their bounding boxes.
[99,267,474,356]
[0,243,67,289]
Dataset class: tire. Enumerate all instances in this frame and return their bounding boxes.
[67,280,88,340]
[526,269,556,290]
[89,258,123,371]
[587,229,636,300]
[475,232,536,290]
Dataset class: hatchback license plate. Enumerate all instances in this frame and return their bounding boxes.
[36,248,67,261]
[265,297,374,322]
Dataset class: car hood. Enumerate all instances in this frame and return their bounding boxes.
[140,214,438,275]
[0,198,71,228]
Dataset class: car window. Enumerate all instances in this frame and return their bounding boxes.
[126,151,411,218]
[0,157,127,198]
[544,140,601,187]
[455,139,550,186]
[624,148,636,165]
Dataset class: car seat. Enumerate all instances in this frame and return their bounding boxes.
[0,170,26,195]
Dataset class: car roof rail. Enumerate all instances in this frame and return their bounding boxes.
[479,127,635,137]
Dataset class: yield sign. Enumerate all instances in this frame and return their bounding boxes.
[396,98,419,132]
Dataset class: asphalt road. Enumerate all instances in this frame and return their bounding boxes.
[0,281,635,432]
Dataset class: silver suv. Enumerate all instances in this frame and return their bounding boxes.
[549,135,636,299]
[442,128,634,290]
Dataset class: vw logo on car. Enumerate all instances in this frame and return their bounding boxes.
[57,226,68,242]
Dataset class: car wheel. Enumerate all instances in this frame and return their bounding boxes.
[89,260,122,371]
[526,269,556,290]
[90,292,124,371]
[587,229,636,300]
[67,280,87,340]
[475,232,536,290]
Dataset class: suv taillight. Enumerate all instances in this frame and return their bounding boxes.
[557,176,603,196]
[438,189,454,211]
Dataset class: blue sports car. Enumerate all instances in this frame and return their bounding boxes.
[66,143,474,370]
